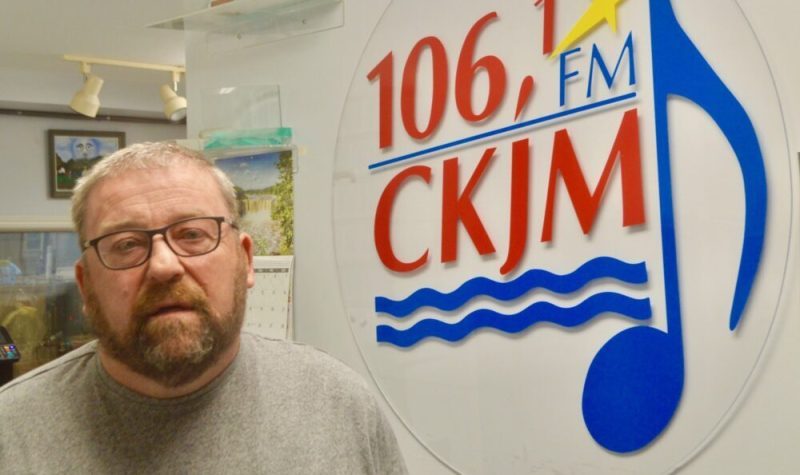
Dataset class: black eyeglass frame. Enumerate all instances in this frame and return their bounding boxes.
[83,216,239,270]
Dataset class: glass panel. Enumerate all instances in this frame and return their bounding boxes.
[0,231,90,379]
[147,0,345,52]
[200,85,282,134]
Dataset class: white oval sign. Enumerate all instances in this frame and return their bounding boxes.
[334,1,793,472]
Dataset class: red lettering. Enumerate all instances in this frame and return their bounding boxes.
[442,148,497,263]
[536,0,556,56]
[374,166,431,272]
[541,108,645,242]
[366,52,394,148]
[500,138,530,275]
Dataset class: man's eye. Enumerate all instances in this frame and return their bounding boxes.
[111,237,146,253]
[175,228,209,241]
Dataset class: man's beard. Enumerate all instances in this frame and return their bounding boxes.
[84,266,247,388]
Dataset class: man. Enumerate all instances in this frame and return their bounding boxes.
[0,142,407,474]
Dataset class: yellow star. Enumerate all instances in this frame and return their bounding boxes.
[550,0,627,58]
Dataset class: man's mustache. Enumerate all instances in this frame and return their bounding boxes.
[131,280,211,322]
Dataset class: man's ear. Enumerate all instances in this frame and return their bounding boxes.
[239,232,256,288]
[74,258,89,314]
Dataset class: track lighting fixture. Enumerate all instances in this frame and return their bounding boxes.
[69,62,104,118]
[64,55,187,121]
[161,71,188,121]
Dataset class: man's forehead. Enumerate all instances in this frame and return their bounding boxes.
[83,165,227,233]
[95,209,216,233]
[92,162,218,198]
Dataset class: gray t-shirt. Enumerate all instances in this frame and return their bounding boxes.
[0,333,407,474]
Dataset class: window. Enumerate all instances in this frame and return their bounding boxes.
[0,231,90,378]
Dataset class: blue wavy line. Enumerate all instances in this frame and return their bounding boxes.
[375,256,647,317]
[376,292,651,348]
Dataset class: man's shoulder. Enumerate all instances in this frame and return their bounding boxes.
[240,332,373,399]
[242,332,366,377]
[0,341,98,404]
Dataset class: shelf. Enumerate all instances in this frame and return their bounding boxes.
[148,0,343,46]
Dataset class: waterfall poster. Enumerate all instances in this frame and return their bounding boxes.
[215,149,294,256]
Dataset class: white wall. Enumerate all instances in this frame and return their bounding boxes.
[185,1,799,473]
[0,66,169,117]
[0,114,185,222]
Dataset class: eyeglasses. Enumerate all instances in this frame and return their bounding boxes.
[83,216,238,270]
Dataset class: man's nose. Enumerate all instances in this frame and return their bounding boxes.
[146,236,185,282]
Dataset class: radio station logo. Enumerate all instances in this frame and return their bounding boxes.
[334,0,790,471]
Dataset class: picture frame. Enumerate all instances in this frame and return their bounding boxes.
[48,130,125,198]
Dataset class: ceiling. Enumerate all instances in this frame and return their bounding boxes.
[0,1,201,78]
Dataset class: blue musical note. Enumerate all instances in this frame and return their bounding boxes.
[581,0,767,453]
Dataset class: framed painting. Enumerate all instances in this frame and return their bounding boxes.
[48,130,125,198]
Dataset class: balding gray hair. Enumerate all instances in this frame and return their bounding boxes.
[71,142,239,242]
